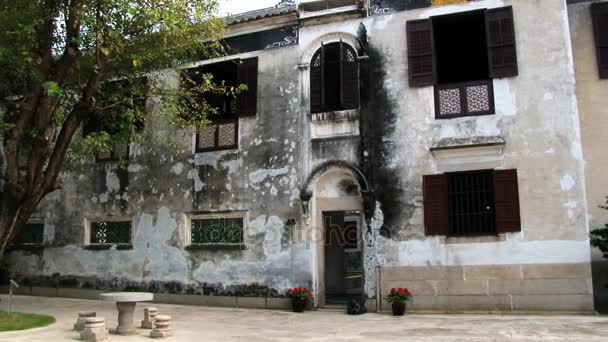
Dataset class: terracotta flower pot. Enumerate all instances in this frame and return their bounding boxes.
[292,300,307,313]
[392,301,406,316]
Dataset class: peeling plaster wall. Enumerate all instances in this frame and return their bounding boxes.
[568,0,608,312]
[7,45,313,297]
[6,0,593,310]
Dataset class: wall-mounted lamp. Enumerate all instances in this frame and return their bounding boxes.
[300,193,311,216]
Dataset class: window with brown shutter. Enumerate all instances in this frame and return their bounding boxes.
[486,6,518,78]
[423,169,521,236]
[407,19,435,87]
[423,174,449,235]
[182,58,256,152]
[592,2,608,79]
[310,41,361,113]
[237,57,258,116]
[493,169,521,233]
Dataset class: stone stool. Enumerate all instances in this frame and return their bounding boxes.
[141,307,158,329]
[150,315,173,338]
[80,317,108,342]
[74,311,96,332]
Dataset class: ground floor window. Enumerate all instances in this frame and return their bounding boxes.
[187,212,246,247]
[423,169,521,236]
[448,170,495,235]
[13,222,44,246]
[196,118,238,152]
[87,220,132,245]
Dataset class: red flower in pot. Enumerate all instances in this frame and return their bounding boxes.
[286,288,313,312]
[384,288,413,316]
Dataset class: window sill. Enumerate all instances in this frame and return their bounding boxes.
[185,244,246,251]
[442,234,506,245]
[83,243,133,250]
[8,244,45,252]
[311,108,359,122]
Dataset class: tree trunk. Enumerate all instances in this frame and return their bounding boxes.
[0,192,36,261]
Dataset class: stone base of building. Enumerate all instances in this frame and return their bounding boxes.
[379,263,594,313]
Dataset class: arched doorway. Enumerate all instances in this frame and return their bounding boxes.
[302,162,369,307]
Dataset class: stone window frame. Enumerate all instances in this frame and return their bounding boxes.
[83,217,134,250]
[184,211,248,250]
[10,219,46,251]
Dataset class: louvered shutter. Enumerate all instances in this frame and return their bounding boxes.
[423,174,449,235]
[486,6,518,78]
[340,42,360,110]
[493,169,521,233]
[407,19,435,87]
[310,47,324,114]
[237,57,258,116]
[358,56,370,109]
[592,3,608,79]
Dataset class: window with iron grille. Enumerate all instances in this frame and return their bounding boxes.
[423,169,521,236]
[406,7,517,118]
[448,171,495,235]
[190,215,244,245]
[13,223,44,245]
[89,221,132,244]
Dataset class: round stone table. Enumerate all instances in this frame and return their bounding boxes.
[100,292,154,335]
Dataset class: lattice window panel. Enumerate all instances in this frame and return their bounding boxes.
[14,223,44,244]
[312,54,321,67]
[466,84,490,113]
[438,88,462,116]
[90,221,132,244]
[191,218,243,244]
[344,48,356,62]
[197,125,217,150]
[217,122,236,147]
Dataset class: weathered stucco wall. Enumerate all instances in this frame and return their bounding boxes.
[5,0,594,312]
[569,0,608,312]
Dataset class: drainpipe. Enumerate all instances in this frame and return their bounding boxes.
[286,218,297,287]
[376,265,382,313]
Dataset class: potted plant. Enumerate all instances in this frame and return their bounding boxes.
[286,288,312,313]
[384,288,413,316]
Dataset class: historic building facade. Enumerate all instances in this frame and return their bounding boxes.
[6,0,606,312]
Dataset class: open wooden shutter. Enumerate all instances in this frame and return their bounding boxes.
[486,6,518,78]
[423,174,449,235]
[310,45,324,114]
[407,19,435,87]
[237,57,258,116]
[358,56,370,109]
[340,41,360,110]
[493,169,521,233]
[592,3,608,79]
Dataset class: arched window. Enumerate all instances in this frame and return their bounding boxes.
[310,41,360,114]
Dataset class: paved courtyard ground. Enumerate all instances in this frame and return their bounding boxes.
[0,295,608,341]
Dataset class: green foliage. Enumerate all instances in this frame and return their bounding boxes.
[0,0,244,168]
[590,198,608,259]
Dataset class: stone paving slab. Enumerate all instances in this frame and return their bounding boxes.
[1,295,608,341]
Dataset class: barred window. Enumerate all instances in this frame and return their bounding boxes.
[89,221,132,245]
[189,214,245,246]
[13,223,44,245]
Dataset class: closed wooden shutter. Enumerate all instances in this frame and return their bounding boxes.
[340,42,360,110]
[237,57,258,116]
[310,45,324,114]
[486,6,518,78]
[493,169,521,233]
[423,174,449,235]
[407,19,435,87]
[592,3,608,79]
[359,56,370,109]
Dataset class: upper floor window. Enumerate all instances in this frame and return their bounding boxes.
[592,2,608,79]
[310,41,363,114]
[182,58,258,152]
[407,7,517,118]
